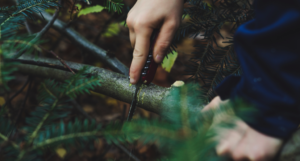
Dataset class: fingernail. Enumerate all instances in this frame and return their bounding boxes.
[130,78,135,84]
[156,55,163,63]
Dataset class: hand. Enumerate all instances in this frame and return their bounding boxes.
[203,96,284,161]
[126,0,184,84]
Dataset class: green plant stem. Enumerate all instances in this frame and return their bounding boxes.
[29,131,102,152]
[0,133,19,149]
[28,99,59,144]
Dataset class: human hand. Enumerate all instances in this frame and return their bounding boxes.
[126,0,184,84]
[203,96,283,161]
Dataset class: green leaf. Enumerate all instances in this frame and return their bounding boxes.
[102,23,120,37]
[162,52,178,73]
[76,4,82,10]
[78,5,105,17]
[119,20,127,27]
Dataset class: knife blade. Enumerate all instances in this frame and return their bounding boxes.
[127,30,159,121]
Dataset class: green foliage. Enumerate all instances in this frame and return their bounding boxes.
[122,83,221,161]
[0,49,19,90]
[0,67,103,160]
[162,52,178,73]
[0,0,59,38]
[122,83,257,161]
[77,5,105,17]
[104,0,124,13]
[1,35,43,58]
[102,23,120,37]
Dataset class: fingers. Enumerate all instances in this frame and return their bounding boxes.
[153,21,179,63]
[129,28,153,84]
[214,120,283,161]
[216,129,244,156]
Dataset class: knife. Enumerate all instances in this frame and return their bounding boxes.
[127,30,159,121]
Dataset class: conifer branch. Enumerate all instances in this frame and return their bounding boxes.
[29,131,102,152]
[0,0,58,30]
[28,98,59,144]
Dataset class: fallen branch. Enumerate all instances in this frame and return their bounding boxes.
[36,11,129,76]
[12,56,300,161]
[16,56,169,114]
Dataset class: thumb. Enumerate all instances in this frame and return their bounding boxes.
[153,21,178,63]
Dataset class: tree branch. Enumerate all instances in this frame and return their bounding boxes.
[35,11,129,76]
[12,56,300,160]
[15,56,168,114]
[33,1,61,41]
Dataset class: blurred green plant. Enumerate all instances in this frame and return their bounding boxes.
[162,52,178,73]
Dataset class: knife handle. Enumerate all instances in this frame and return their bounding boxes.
[140,30,159,85]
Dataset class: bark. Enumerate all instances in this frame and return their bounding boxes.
[14,56,300,161]
[16,56,170,114]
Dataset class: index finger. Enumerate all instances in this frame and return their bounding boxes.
[130,28,153,84]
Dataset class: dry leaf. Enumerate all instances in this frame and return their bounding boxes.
[83,105,94,113]
[0,97,5,106]
[56,148,67,158]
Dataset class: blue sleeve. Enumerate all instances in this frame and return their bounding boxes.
[215,0,300,139]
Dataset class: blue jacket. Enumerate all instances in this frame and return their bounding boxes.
[215,0,300,139]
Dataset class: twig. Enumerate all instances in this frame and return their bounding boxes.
[35,11,129,76]
[33,3,61,41]
[24,21,33,35]
[12,2,61,59]
[114,143,141,161]
[5,58,80,74]
[47,49,75,74]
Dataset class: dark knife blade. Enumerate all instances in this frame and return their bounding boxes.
[127,30,159,121]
